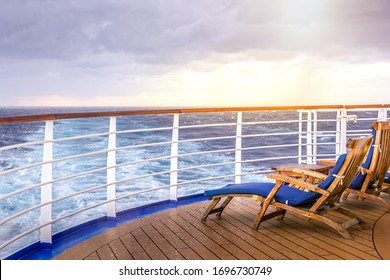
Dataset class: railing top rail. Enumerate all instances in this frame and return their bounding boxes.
[1,104,389,125]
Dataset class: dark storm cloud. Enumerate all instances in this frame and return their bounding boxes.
[0,0,226,63]
[1,0,390,65]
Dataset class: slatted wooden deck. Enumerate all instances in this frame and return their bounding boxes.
[54,195,390,260]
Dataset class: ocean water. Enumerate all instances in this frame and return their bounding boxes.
[0,107,376,258]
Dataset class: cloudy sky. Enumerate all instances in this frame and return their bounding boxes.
[1,0,390,107]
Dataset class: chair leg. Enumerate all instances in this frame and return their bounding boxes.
[201,196,234,221]
[252,198,286,230]
[342,189,350,199]
[305,212,354,239]
[217,196,233,217]
[252,208,286,230]
[201,197,220,221]
[276,208,287,220]
[343,188,365,201]
[336,207,371,230]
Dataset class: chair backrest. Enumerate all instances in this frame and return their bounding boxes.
[364,121,390,188]
[326,135,373,203]
[349,121,390,191]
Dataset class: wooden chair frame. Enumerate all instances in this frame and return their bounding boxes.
[202,135,373,239]
[343,121,390,210]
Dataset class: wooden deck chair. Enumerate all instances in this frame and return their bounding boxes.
[342,121,390,210]
[202,135,372,239]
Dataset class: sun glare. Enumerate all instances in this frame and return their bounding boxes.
[17,57,390,108]
[164,58,310,107]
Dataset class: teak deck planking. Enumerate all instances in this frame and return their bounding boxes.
[55,195,390,260]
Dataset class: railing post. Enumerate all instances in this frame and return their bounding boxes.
[312,110,318,164]
[306,111,313,164]
[335,110,341,156]
[107,117,117,219]
[378,108,387,121]
[40,120,53,247]
[170,114,179,203]
[235,112,242,184]
[339,109,348,154]
[298,111,303,164]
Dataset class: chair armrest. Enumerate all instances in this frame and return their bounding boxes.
[319,160,336,166]
[290,168,328,181]
[267,173,329,196]
[359,167,372,175]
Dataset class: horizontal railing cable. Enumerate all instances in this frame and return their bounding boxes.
[1,150,315,227]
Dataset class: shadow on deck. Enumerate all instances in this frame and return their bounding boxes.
[54,195,390,260]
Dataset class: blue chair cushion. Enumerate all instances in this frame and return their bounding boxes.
[317,153,347,189]
[349,130,376,189]
[204,182,319,206]
[204,154,347,206]
[385,172,390,184]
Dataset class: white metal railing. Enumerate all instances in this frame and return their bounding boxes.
[0,105,388,259]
